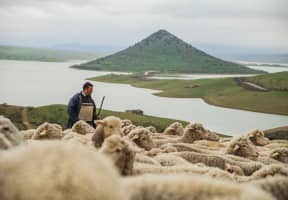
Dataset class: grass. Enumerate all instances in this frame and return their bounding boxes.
[89,73,288,115]
[244,71,288,90]
[0,45,101,62]
[0,104,184,132]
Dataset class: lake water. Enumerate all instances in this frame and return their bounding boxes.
[0,59,287,136]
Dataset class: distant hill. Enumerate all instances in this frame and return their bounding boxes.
[73,29,265,74]
[0,45,102,62]
[244,71,288,90]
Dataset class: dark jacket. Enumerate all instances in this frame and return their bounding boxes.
[66,92,97,128]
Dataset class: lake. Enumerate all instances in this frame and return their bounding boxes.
[0,59,287,136]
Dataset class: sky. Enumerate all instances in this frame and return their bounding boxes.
[0,0,287,55]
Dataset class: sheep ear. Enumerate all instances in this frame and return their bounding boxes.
[233,144,240,152]
[271,152,279,157]
[96,120,105,126]
[39,130,47,136]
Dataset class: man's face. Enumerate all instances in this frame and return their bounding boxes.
[83,86,93,96]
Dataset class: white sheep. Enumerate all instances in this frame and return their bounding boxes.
[246,129,269,146]
[99,134,135,175]
[0,141,128,200]
[163,122,184,136]
[269,147,288,163]
[126,127,154,150]
[121,124,137,135]
[20,129,36,140]
[0,115,24,149]
[224,136,259,160]
[71,120,95,135]
[250,176,288,200]
[121,119,133,128]
[31,122,63,140]
[122,174,275,200]
[92,116,121,148]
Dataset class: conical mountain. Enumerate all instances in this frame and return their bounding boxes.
[74,30,263,74]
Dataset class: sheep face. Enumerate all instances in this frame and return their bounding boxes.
[270,148,288,163]
[247,129,269,146]
[121,124,137,135]
[96,116,121,138]
[0,116,23,148]
[121,119,132,128]
[100,135,135,175]
[33,122,63,139]
[225,137,259,160]
[72,120,95,135]
[127,128,154,150]
[224,163,245,176]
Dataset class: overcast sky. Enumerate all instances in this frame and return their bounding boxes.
[0,0,287,54]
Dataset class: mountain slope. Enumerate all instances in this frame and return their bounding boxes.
[73,30,264,74]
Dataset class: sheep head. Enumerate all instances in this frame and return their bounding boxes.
[269,148,288,164]
[163,122,184,136]
[246,129,269,146]
[182,123,208,143]
[225,137,259,160]
[96,116,121,138]
[0,116,24,149]
[33,122,63,139]
[127,127,154,151]
[100,135,135,175]
[72,120,95,135]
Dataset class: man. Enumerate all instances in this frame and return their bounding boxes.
[67,82,97,128]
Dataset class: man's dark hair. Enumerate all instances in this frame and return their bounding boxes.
[83,82,93,90]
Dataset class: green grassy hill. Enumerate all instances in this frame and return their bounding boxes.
[73,29,265,74]
[244,71,288,90]
[89,73,288,115]
[0,45,101,62]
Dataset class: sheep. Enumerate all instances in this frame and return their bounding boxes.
[250,176,288,200]
[121,119,132,128]
[31,122,63,140]
[126,127,154,151]
[62,131,94,146]
[121,124,137,135]
[153,122,208,147]
[170,151,263,175]
[135,154,161,166]
[153,153,192,166]
[20,129,36,140]
[99,134,135,175]
[250,164,288,180]
[224,136,259,160]
[0,115,24,149]
[163,122,184,136]
[122,174,275,200]
[92,116,121,148]
[224,163,245,176]
[269,147,288,163]
[71,120,95,135]
[146,126,157,133]
[0,141,128,200]
[246,129,269,146]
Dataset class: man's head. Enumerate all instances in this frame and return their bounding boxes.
[82,82,93,96]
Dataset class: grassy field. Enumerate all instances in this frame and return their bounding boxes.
[244,71,288,90]
[89,73,288,115]
[0,45,101,62]
[0,104,190,133]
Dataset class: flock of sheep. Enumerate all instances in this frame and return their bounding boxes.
[0,115,288,200]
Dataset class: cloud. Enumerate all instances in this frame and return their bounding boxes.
[0,0,287,52]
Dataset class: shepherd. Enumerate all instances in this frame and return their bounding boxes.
[66,82,97,128]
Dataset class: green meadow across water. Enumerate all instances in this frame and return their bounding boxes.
[89,72,288,115]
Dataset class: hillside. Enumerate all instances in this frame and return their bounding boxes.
[244,71,288,90]
[0,45,101,62]
[73,29,264,74]
[89,73,288,115]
